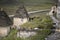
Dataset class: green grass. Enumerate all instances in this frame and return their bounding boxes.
[0,4,52,15]
[0,0,55,14]
[1,29,18,40]
[28,29,51,40]
[1,29,51,40]
[0,0,53,15]
[1,14,53,40]
[21,15,53,29]
[26,4,52,12]
[0,0,55,5]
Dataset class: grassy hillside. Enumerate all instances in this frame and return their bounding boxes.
[0,0,56,5]
[0,0,56,15]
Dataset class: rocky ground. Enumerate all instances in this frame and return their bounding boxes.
[17,30,36,38]
[46,31,60,40]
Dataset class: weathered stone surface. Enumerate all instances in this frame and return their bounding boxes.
[17,31,36,38]
[57,0,60,20]
[13,5,29,27]
[0,10,13,26]
[13,18,28,26]
[0,9,13,37]
[0,27,10,37]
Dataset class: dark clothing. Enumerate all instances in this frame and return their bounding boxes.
[52,11,57,18]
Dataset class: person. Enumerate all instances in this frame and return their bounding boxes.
[52,5,57,18]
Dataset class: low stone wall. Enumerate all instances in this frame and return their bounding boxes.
[17,31,36,38]
[0,27,10,37]
[13,18,28,27]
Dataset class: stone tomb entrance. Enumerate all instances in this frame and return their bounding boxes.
[13,5,29,27]
[0,8,13,37]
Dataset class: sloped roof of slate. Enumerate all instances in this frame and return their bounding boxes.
[0,11,13,27]
[14,5,29,18]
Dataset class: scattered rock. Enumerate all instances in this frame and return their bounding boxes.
[17,31,36,38]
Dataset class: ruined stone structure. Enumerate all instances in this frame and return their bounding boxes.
[13,5,29,28]
[0,8,13,37]
[57,0,60,28]
[0,4,29,36]
[57,0,60,20]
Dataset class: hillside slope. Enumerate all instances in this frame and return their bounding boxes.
[0,0,56,5]
[0,0,56,15]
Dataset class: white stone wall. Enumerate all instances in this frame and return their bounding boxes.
[0,27,10,37]
[13,18,28,27]
[17,31,36,38]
